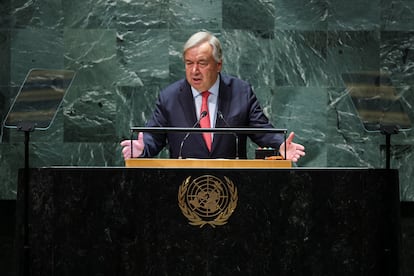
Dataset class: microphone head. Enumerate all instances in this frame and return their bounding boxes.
[200,110,208,118]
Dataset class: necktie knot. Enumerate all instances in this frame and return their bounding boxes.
[201,91,210,101]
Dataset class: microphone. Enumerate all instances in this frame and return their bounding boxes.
[217,110,239,159]
[178,111,207,159]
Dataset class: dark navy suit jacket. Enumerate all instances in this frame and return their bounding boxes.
[142,74,284,159]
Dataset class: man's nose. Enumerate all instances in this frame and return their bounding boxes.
[192,64,200,73]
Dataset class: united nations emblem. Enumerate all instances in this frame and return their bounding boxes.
[178,175,238,228]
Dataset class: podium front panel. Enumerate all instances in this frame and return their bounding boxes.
[16,167,400,276]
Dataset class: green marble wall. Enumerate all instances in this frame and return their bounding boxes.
[0,0,413,200]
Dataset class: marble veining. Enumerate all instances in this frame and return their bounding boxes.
[0,0,414,200]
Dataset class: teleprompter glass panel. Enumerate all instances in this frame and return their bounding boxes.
[3,68,75,130]
[342,71,411,132]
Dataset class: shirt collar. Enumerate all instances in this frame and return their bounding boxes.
[191,75,220,98]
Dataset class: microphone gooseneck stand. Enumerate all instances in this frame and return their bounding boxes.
[179,111,208,159]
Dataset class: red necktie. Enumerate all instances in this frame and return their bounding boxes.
[200,91,212,151]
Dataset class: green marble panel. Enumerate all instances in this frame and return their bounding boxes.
[0,0,11,28]
[63,85,117,142]
[115,82,168,140]
[114,29,170,143]
[0,0,414,201]
[115,86,160,139]
[169,0,222,29]
[1,86,16,144]
[11,29,64,85]
[64,29,118,87]
[220,30,327,87]
[115,0,169,29]
[223,0,275,30]
[115,29,170,86]
[220,29,278,89]
[328,0,381,30]
[327,86,385,168]
[27,142,124,167]
[381,31,414,86]
[62,1,118,29]
[326,31,380,86]
[0,87,10,141]
[0,31,10,86]
[381,0,414,31]
[0,30,11,135]
[63,0,169,29]
[270,86,328,167]
[11,0,62,28]
[274,0,327,31]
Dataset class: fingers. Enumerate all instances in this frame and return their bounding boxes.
[280,141,305,162]
[295,143,305,153]
[286,132,295,144]
[120,132,143,147]
[120,140,131,147]
[122,145,131,160]
[120,132,145,159]
[292,147,305,162]
[283,132,306,162]
[120,140,133,159]
[291,143,305,162]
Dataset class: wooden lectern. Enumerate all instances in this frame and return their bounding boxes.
[125,158,292,168]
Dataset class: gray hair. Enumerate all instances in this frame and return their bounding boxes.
[183,31,223,63]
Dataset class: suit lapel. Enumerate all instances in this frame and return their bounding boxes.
[216,77,232,127]
[211,75,232,153]
[177,82,197,125]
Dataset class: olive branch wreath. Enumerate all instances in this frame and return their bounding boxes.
[178,176,238,228]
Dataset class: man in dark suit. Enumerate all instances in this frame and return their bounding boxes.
[121,31,305,161]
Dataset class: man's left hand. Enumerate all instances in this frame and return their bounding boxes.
[279,132,305,162]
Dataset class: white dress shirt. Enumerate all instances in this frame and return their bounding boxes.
[191,76,220,128]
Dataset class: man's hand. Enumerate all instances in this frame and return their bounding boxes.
[120,132,144,160]
[279,132,305,162]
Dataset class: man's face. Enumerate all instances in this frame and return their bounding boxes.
[184,42,222,92]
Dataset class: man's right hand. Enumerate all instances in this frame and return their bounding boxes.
[120,132,144,160]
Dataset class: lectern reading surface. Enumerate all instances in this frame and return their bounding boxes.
[125,158,292,168]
